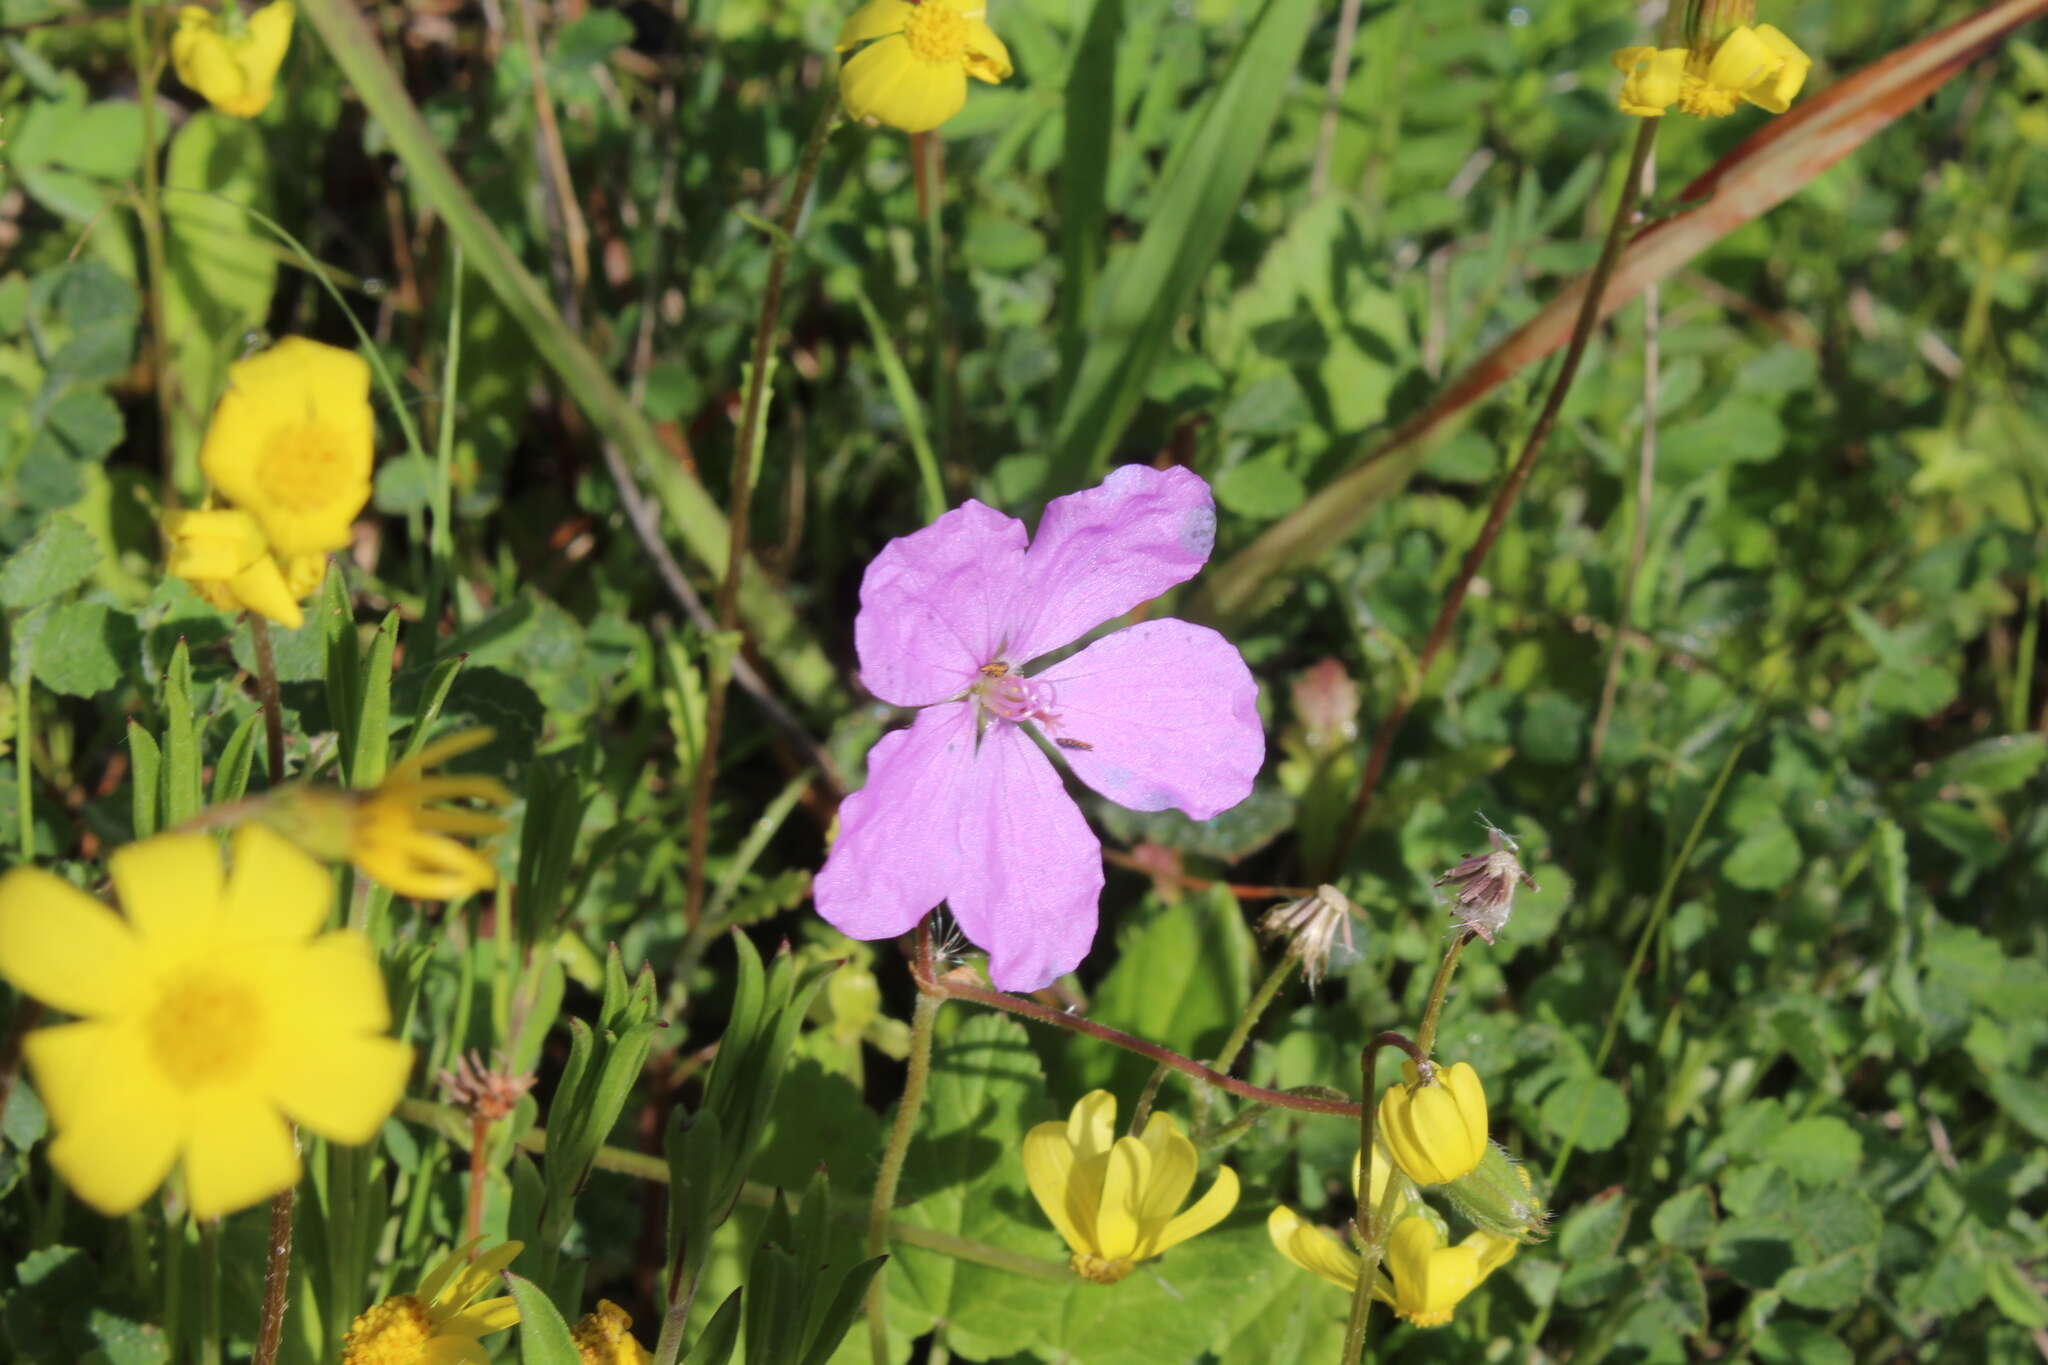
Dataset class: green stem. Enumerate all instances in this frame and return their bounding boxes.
[923,131,951,474]
[423,245,464,641]
[197,1218,223,1365]
[681,92,840,931]
[867,985,942,1365]
[1414,930,1475,1059]
[128,0,180,493]
[292,0,837,710]
[1328,118,1660,873]
[11,617,30,860]
[1151,953,1296,1138]
[1339,1042,1381,1363]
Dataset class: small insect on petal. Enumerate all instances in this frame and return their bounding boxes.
[1056,738,1094,751]
[980,661,1010,677]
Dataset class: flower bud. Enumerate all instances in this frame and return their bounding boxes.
[1683,0,1757,55]
[1441,1141,1548,1244]
[1378,1060,1488,1186]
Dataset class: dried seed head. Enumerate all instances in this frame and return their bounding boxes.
[1434,818,1537,945]
[1261,884,1362,990]
[435,1051,536,1123]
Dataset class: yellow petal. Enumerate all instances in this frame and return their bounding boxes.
[1615,46,1688,116]
[1740,24,1811,113]
[387,727,498,783]
[1265,1206,1361,1292]
[110,833,225,947]
[1704,25,1779,95]
[199,338,375,557]
[182,1089,300,1217]
[269,1033,411,1144]
[226,552,307,629]
[0,869,146,1016]
[1407,1084,1475,1182]
[1022,1121,1089,1253]
[431,1240,525,1313]
[959,17,1011,83]
[1441,1062,1489,1151]
[224,823,334,941]
[1093,1136,1151,1260]
[1148,1162,1238,1257]
[263,932,394,1036]
[1463,1228,1519,1281]
[1387,1218,1479,1328]
[1132,1114,1198,1237]
[164,507,268,579]
[27,1020,189,1214]
[837,0,912,50]
[840,37,967,134]
[439,1296,521,1336]
[1066,1089,1117,1161]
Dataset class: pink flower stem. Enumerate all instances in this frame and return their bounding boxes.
[868,922,944,1365]
[1328,118,1660,873]
[915,960,1364,1121]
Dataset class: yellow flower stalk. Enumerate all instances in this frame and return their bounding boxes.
[1022,1090,1239,1284]
[263,729,514,901]
[1266,1208,1517,1328]
[1378,1060,1488,1186]
[342,1239,523,1365]
[571,1300,653,1365]
[1612,24,1811,119]
[171,1,295,119]
[836,0,1013,134]
[198,336,376,559]
[164,506,327,630]
[0,827,410,1218]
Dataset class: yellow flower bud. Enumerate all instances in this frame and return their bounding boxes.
[171,1,295,119]
[1378,1060,1488,1186]
[163,506,317,629]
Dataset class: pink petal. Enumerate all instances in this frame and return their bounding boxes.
[1032,619,1263,820]
[1005,465,1217,664]
[855,500,1027,706]
[814,702,977,942]
[949,724,1104,992]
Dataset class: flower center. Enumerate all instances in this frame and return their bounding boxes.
[902,2,968,63]
[147,969,265,1089]
[1676,72,1740,116]
[257,422,353,512]
[975,667,1056,724]
[1070,1252,1134,1285]
[341,1296,434,1365]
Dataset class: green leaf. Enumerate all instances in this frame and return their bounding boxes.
[1213,451,1307,520]
[0,515,98,609]
[1762,1116,1862,1186]
[1755,1321,1853,1365]
[1722,823,1802,892]
[1556,1189,1631,1263]
[1539,1076,1630,1153]
[211,709,265,802]
[1056,0,1121,386]
[30,601,136,697]
[505,1273,581,1365]
[1650,1185,1717,1251]
[1070,885,1252,1095]
[1047,0,1317,487]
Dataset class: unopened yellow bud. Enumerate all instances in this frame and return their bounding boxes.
[1378,1061,1488,1186]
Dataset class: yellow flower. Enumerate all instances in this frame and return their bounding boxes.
[836,0,1012,134]
[1266,1209,1517,1328]
[0,827,410,1218]
[171,1,295,119]
[1022,1090,1239,1284]
[1378,1060,1488,1186]
[263,729,514,900]
[199,337,376,559]
[570,1300,653,1365]
[342,1239,522,1365]
[164,506,327,630]
[1612,24,1810,119]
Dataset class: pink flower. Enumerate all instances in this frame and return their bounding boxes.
[814,465,1264,991]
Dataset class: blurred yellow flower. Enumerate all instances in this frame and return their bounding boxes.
[342,1239,522,1365]
[164,506,327,630]
[836,0,1012,133]
[0,826,410,1218]
[571,1300,653,1365]
[1379,1060,1488,1186]
[1612,24,1810,118]
[264,729,513,900]
[171,1,295,119]
[199,336,375,558]
[1022,1090,1239,1284]
[1266,1208,1517,1327]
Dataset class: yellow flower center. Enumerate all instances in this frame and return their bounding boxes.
[257,422,355,512]
[1070,1252,1134,1285]
[341,1296,434,1365]
[902,2,968,64]
[1675,73,1740,117]
[1397,1304,1457,1328]
[147,970,265,1088]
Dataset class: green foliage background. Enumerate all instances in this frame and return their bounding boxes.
[1,0,2046,1361]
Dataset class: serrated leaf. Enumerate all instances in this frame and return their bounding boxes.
[0,515,98,609]
[30,601,136,696]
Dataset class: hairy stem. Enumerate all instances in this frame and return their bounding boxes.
[248,616,286,784]
[1414,930,1475,1059]
[251,1149,297,1365]
[682,93,840,930]
[1329,119,1660,870]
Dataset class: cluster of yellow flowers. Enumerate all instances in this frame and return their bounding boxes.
[1020,1063,1530,1329]
[171,0,296,119]
[166,336,376,631]
[1612,23,1812,120]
